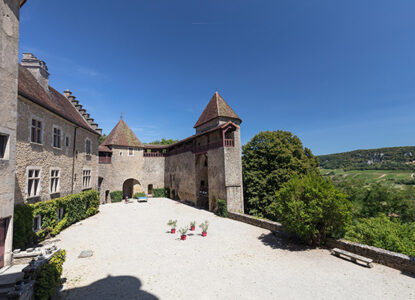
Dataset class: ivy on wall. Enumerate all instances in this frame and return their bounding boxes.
[13,190,100,249]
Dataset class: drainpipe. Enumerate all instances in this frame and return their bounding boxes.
[71,126,78,194]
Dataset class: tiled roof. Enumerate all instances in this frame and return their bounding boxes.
[18,65,98,135]
[101,119,142,147]
[98,145,112,152]
[194,92,241,128]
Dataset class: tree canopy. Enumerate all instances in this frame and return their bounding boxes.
[146,138,178,145]
[242,130,319,218]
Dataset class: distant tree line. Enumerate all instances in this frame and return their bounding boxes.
[318,146,415,170]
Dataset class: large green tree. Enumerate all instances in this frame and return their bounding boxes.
[242,130,319,218]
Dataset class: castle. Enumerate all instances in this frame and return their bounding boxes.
[98,92,244,213]
[0,0,244,269]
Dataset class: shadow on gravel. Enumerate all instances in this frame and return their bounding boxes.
[58,275,158,300]
[258,232,310,252]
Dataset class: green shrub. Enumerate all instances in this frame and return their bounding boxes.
[153,188,170,198]
[133,192,146,198]
[13,205,35,250]
[110,190,123,202]
[34,249,66,300]
[345,215,415,257]
[13,191,100,249]
[270,173,352,245]
[217,199,228,217]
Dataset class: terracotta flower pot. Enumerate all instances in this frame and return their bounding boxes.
[202,232,207,237]
[190,226,195,231]
[181,235,187,240]
[171,228,176,234]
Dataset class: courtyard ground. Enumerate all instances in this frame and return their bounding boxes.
[54,198,414,300]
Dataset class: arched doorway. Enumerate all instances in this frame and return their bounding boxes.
[195,154,209,210]
[122,178,141,198]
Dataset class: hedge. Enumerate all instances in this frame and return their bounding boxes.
[13,190,100,249]
[34,249,66,300]
[153,188,170,198]
[110,190,123,202]
[217,199,228,217]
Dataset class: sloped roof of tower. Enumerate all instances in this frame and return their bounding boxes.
[101,119,142,147]
[194,92,241,128]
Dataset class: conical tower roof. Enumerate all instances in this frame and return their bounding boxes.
[194,92,241,128]
[101,119,142,147]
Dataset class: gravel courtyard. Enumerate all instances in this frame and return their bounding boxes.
[55,198,414,300]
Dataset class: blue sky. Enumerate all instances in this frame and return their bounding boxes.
[19,0,415,155]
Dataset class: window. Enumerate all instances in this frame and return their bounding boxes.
[65,136,70,147]
[0,134,8,159]
[120,151,123,156]
[52,127,62,148]
[33,215,41,232]
[57,208,64,221]
[50,169,60,194]
[27,168,41,198]
[85,138,91,155]
[31,119,42,144]
[128,147,134,156]
[82,169,91,189]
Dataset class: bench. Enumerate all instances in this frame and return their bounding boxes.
[331,248,374,268]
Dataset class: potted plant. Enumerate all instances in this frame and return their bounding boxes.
[167,219,177,234]
[179,227,189,240]
[190,221,196,231]
[199,220,209,237]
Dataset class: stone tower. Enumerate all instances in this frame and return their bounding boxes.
[193,92,244,212]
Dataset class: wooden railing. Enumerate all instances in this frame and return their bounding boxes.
[99,156,112,164]
[144,138,235,157]
[224,139,234,147]
[143,152,165,157]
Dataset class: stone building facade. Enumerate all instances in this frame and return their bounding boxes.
[99,92,244,213]
[15,54,102,205]
[0,0,26,268]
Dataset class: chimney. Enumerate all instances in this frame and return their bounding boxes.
[63,90,72,98]
[21,53,50,91]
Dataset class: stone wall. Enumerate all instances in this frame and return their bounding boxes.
[98,147,166,202]
[206,147,226,211]
[15,96,99,204]
[228,211,415,274]
[164,151,196,203]
[326,238,415,274]
[223,127,243,213]
[0,0,20,267]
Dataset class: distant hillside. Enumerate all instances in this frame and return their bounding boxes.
[318,146,415,170]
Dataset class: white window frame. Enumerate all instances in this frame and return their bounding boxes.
[49,168,61,194]
[52,125,63,149]
[85,138,92,156]
[0,132,10,160]
[82,168,92,190]
[33,215,41,232]
[128,147,134,156]
[26,167,41,199]
[29,116,44,145]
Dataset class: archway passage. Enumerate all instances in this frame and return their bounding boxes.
[122,179,141,198]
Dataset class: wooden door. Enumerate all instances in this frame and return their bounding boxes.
[0,218,8,269]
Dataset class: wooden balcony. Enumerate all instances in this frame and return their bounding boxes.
[224,139,234,147]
